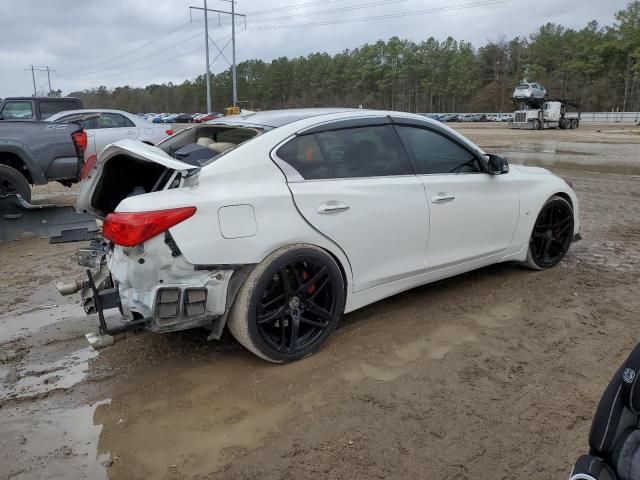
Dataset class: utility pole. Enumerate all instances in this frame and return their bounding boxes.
[46,66,52,95]
[189,2,245,109]
[30,65,36,96]
[204,0,212,113]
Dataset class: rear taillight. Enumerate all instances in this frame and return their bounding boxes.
[103,207,196,247]
[72,130,88,155]
[80,154,97,180]
[165,129,174,136]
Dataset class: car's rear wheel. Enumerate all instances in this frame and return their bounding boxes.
[525,195,574,270]
[227,244,345,363]
[0,164,31,202]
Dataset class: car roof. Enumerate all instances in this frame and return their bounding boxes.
[2,96,81,101]
[47,109,136,119]
[213,108,358,128]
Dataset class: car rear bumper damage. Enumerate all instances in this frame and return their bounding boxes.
[59,234,251,349]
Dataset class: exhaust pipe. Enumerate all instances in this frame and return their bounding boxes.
[56,279,85,296]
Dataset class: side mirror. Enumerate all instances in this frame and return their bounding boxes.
[487,154,509,175]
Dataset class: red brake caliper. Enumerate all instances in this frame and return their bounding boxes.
[302,271,316,295]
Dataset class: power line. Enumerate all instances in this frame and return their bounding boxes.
[247,0,518,30]
[218,0,412,26]
[72,30,203,78]
[74,21,193,74]
[245,0,344,16]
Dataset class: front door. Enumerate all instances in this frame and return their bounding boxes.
[394,124,519,270]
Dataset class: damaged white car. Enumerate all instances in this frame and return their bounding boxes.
[60,108,580,362]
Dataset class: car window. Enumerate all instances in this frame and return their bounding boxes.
[276,134,331,180]
[315,125,412,178]
[39,100,80,120]
[96,113,135,129]
[58,114,96,129]
[1,101,33,119]
[395,126,481,174]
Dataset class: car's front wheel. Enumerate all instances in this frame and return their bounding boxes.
[525,195,574,270]
[0,164,31,202]
[227,244,345,363]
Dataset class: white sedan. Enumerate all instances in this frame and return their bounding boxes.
[67,108,580,362]
[47,109,173,159]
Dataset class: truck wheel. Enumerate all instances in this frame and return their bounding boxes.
[533,119,541,130]
[0,164,31,202]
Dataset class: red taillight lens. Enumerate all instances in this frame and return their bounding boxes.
[72,130,88,154]
[103,207,196,247]
[80,154,97,180]
[165,129,174,136]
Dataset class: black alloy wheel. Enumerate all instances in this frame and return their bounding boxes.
[228,245,345,362]
[527,196,574,269]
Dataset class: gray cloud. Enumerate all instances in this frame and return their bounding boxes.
[0,0,619,97]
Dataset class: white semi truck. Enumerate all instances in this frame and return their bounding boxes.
[509,99,581,130]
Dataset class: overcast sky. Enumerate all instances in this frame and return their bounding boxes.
[0,0,625,98]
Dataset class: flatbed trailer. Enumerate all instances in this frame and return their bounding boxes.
[508,98,581,130]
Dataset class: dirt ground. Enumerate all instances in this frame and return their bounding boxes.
[1,123,639,480]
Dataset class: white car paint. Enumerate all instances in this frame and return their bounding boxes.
[77,109,579,340]
[47,109,171,158]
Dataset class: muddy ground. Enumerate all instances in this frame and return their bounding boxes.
[1,123,639,480]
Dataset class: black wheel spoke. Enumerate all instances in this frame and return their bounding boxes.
[299,315,328,328]
[279,266,293,295]
[261,293,285,309]
[308,276,330,301]
[297,266,327,295]
[257,306,285,324]
[289,311,300,353]
[305,300,333,322]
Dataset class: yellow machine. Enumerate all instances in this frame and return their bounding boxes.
[224,106,241,116]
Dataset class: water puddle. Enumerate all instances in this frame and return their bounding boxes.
[495,141,640,175]
[93,370,289,478]
[0,346,97,401]
[0,302,85,341]
[0,400,110,480]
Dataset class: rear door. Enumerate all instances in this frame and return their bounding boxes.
[276,119,430,292]
[393,122,519,270]
[92,113,140,154]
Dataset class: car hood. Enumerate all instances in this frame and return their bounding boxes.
[510,164,552,175]
[76,139,197,218]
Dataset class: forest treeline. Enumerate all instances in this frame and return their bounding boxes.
[70,1,640,114]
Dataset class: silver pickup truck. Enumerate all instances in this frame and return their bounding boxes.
[0,120,87,202]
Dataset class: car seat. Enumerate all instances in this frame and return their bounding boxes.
[570,342,640,480]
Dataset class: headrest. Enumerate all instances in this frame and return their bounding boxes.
[196,137,215,147]
[589,343,640,456]
[207,142,236,154]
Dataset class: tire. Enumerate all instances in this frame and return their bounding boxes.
[227,244,346,363]
[524,195,574,270]
[0,164,31,202]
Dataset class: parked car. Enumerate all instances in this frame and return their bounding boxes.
[0,97,83,121]
[472,114,488,122]
[458,114,474,122]
[47,109,173,159]
[194,112,223,123]
[441,114,459,122]
[513,82,547,101]
[0,118,87,201]
[152,114,171,123]
[172,114,194,123]
[70,108,579,363]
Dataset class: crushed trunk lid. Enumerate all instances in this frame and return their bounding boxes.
[76,139,198,219]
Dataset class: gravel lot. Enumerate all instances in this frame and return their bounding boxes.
[1,123,639,480]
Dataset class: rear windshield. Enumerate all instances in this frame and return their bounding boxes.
[516,85,530,90]
[39,100,81,119]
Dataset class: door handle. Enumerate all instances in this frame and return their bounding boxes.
[317,202,350,214]
[431,193,455,203]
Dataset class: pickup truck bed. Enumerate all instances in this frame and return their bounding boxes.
[0,120,86,201]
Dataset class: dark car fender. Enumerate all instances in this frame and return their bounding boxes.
[0,140,47,184]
